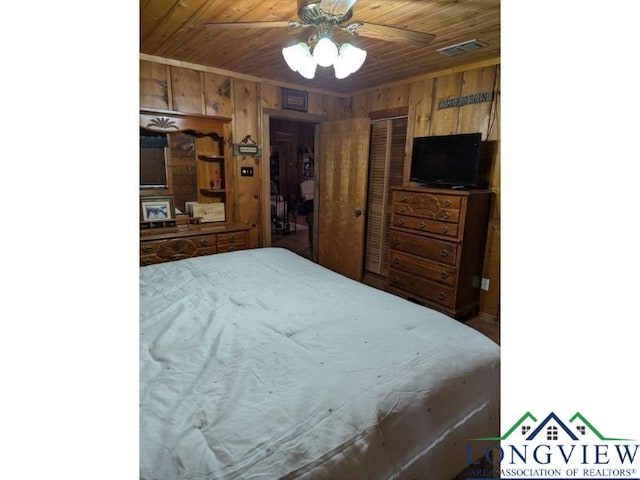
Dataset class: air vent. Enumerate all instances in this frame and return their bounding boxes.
[437,39,486,57]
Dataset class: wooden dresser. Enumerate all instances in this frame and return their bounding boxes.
[140,223,250,266]
[386,186,491,318]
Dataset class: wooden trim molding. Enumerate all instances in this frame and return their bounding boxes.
[140,109,231,136]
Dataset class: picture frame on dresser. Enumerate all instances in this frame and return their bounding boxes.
[140,195,175,222]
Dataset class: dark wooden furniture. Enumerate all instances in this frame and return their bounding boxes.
[386,186,491,318]
[140,224,250,266]
[140,109,234,223]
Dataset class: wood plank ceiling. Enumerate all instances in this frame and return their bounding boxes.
[140,0,500,95]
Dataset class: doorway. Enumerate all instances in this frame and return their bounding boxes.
[269,118,315,260]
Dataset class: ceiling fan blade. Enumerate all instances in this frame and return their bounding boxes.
[351,22,435,46]
[205,20,295,30]
[319,0,358,17]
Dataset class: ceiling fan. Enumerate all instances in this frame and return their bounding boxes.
[205,0,436,79]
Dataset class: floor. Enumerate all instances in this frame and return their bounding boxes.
[271,214,312,260]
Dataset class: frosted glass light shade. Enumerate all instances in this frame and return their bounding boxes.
[283,43,309,71]
[333,43,367,79]
[282,42,317,79]
[313,37,338,67]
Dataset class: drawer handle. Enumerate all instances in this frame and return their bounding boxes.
[437,292,447,300]
[142,258,153,265]
[392,258,400,265]
[391,275,399,282]
[199,240,208,246]
[418,221,426,229]
[440,249,449,257]
[443,200,452,207]
[439,211,451,220]
[142,246,153,253]
[400,194,408,202]
[398,219,405,225]
[393,238,400,245]
[440,271,449,279]
[440,226,449,233]
[228,236,235,243]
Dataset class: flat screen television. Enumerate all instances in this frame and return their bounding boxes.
[410,133,489,189]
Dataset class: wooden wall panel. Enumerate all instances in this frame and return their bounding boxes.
[170,66,203,114]
[232,79,262,247]
[322,95,350,121]
[203,72,233,117]
[430,73,464,135]
[307,92,324,115]
[408,78,435,138]
[260,83,280,109]
[367,85,410,113]
[457,66,497,137]
[479,65,500,317]
[140,60,169,110]
[349,93,369,119]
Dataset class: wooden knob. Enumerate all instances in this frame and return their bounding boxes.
[438,292,446,300]
[440,249,449,257]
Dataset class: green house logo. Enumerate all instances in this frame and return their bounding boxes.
[473,411,634,442]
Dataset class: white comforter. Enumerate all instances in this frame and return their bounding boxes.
[140,248,500,480]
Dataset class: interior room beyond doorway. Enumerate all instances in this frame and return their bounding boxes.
[269,118,315,260]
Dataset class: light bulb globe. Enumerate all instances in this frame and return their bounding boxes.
[313,37,338,67]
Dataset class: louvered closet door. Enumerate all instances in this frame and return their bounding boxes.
[365,117,407,277]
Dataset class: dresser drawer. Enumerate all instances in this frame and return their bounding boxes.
[388,268,455,309]
[389,231,458,266]
[389,250,456,287]
[394,190,461,208]
[393,191,461,221]
[217,231,247,253]
[392,214,459,238]
[393,202,460,223]
[190,234,218,249]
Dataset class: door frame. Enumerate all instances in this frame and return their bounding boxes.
[260,108,326,260]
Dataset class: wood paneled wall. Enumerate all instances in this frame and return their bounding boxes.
[139,58,500,318]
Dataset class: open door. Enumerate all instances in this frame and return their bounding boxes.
[317,118,371,281]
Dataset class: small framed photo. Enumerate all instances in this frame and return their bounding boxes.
[282,87,308,112]
[140,195,175,221]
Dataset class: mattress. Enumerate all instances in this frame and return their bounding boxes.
[140,247,500,479]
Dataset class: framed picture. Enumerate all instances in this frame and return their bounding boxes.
[282,87,308,112]
[141,195,175,221]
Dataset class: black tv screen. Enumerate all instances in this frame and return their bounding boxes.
[410,133,487,188]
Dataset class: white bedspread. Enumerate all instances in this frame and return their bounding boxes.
[140,248,500,480]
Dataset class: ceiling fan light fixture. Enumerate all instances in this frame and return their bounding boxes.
[313,36,339,67]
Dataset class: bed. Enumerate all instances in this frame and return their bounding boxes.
[140,247,500,479]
